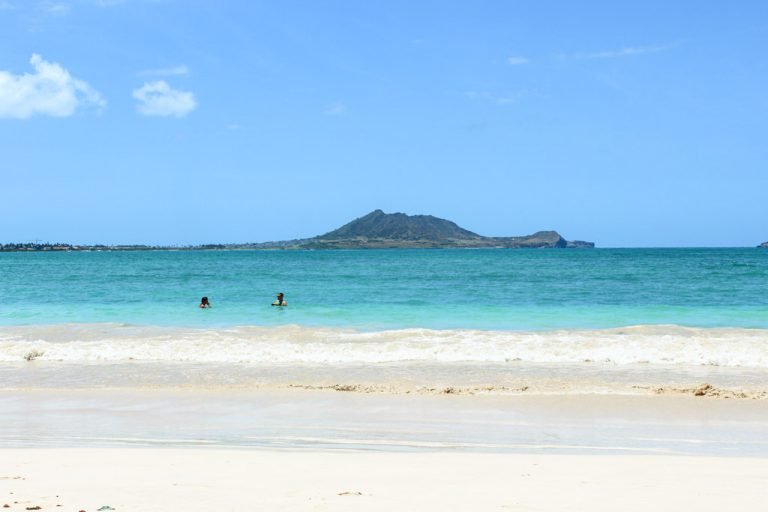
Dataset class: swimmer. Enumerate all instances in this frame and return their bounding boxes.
[271,292,287,307]
[199,296,212,308]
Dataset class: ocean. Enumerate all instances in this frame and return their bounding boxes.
[2,248,767,328]
[1,248,767,388]
[3,248,768,453]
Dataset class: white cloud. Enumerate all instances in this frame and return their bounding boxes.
[507,56,528,65]
[139,65,189,77]
[0,54,105,119]
[324,102,347,116]
[132,80,196,117]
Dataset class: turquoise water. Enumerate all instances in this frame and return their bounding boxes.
[1,248,766,330]
[4,248,768,453]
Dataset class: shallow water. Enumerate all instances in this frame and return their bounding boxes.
[2,248,767,394]
[2,390,767,456]
[2,248,767,330]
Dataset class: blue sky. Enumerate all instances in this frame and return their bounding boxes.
[1,0,766,247]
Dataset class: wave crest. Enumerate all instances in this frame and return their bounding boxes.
[1,323,767,367]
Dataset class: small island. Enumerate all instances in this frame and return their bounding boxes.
[759,242,768,248]
[257,209,594,249]
[0,210,594,251]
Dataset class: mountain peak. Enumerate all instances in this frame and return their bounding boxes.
[318,210,482,242]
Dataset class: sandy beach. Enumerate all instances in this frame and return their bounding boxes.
[2,389,768,510]
[2,449,767,511]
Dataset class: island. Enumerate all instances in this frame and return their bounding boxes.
[760,242,768,248]
[241,210,593,249]
[0,210,594,251]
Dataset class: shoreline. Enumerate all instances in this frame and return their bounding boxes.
[4,362,766,509]
[6,382,766,399]
[4,357,768,400]
[3,389,768,455]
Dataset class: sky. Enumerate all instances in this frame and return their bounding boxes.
[1,0,766,247]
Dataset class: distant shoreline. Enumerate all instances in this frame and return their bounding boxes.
[0,243,763,252]
[0,242,598,252]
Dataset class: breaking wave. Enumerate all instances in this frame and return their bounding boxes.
[1,323,767,368]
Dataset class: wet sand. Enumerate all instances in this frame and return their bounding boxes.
[3,388,768,510]
[2,389,768,455]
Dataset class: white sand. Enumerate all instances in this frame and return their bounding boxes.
[1,449,766,512]
[3,390,767,510]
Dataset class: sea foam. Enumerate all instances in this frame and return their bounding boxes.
[1,323,767,367]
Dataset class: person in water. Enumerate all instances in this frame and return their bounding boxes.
[272,293,287,306]
[199,296,212,308]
